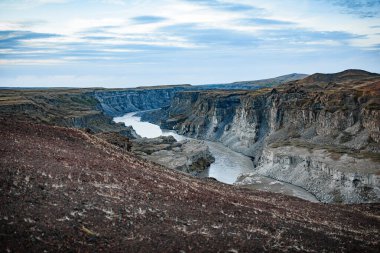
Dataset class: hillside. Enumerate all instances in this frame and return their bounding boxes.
[1,119,379,252]
[294,69,379,87]
[198,73,308,90]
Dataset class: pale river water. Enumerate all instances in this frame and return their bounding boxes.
[114,112,318,202]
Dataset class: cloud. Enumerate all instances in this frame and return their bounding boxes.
[0,59,66,65]
[321,0,380,18]
[159,21,365,49]
[240,18,295,26]
[160,23,259,47]
[0,30,61,48]
[185,0,259,12]
[131,16,167,24]
[100,0,126,5]
[0,0,379,87]
[32,0,69,3]
[0,0,70,9]
[260,29,365,42]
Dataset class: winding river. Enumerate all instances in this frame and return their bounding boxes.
[114,112,319,202]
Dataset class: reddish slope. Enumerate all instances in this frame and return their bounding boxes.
[0,119,379,252]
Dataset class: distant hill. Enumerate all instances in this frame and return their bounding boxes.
[283,69,380,90]
[198,73,308,90]
[135,84,192,89]
[297,69,379,85]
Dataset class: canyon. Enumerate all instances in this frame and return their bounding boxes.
[1,70,379,203]
[1,70,379,251]
[140,70,380,203]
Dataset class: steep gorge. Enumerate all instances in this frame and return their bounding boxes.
[0,86,214,175]
[94,85,192,116]
[149,70,380,203]
[0,85,191,134]
[1,70,379,203]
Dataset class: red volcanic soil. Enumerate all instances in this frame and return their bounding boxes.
[0,119,379,252]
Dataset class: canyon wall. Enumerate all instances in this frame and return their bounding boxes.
[154,70,380,203]
[246,146,380,203]
[94,86,191,116]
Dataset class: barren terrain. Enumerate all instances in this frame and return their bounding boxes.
[1,119,379,252]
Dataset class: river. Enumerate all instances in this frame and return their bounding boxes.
[114,112,319,202]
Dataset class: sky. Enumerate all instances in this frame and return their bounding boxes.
[0,0,379,87]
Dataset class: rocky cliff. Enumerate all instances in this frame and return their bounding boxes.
[0,88,129,134]
[94,85,192,116]
[131,136,215,174]
[153,70,380,203]
[0,87,215,176]
[0,85,191,132]
[94,75,307,117]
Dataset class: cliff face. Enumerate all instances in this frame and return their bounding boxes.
[252,146,380,203]
[130,136,215,174]
[0,89,139,137]
[157,70,380,203]
[94,86,191,116]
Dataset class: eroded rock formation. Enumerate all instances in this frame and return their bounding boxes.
[94,85,191,116]
[131,136,215,174]
[150,70,380,203]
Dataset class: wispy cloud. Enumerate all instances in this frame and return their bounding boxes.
[0,59,66,65]
[132,16,167,24]
[323,0,380,18]
[160,23,260,47]
[184,0,260,12]
[0,30,60,48]
[240,18,295,26]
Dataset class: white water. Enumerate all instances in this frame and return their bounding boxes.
[114,112,319,202]
[114,112,183,139]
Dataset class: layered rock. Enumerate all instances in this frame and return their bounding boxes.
[131,136,215,174]
[94,85,191,116]
[0,88,145,138]
[243,145,380,203]
[95,133,215,175]
[152,70,380,203]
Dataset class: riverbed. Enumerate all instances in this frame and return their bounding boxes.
[114,112,319,202]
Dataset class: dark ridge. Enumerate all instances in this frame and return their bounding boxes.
[135,84,192,89]
[300,69,380,84]
[229,73,309,86]
[199,73,309,90]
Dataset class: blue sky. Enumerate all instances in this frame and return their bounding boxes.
[0,0,379,87]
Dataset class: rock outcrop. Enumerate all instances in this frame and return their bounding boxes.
[95,132,214,174]
[0,88,146,138]
[0,87,216,175]
[150,70,380,203]
[131,136,215,174]
[244,145,380,203]
[94,85,192,116]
